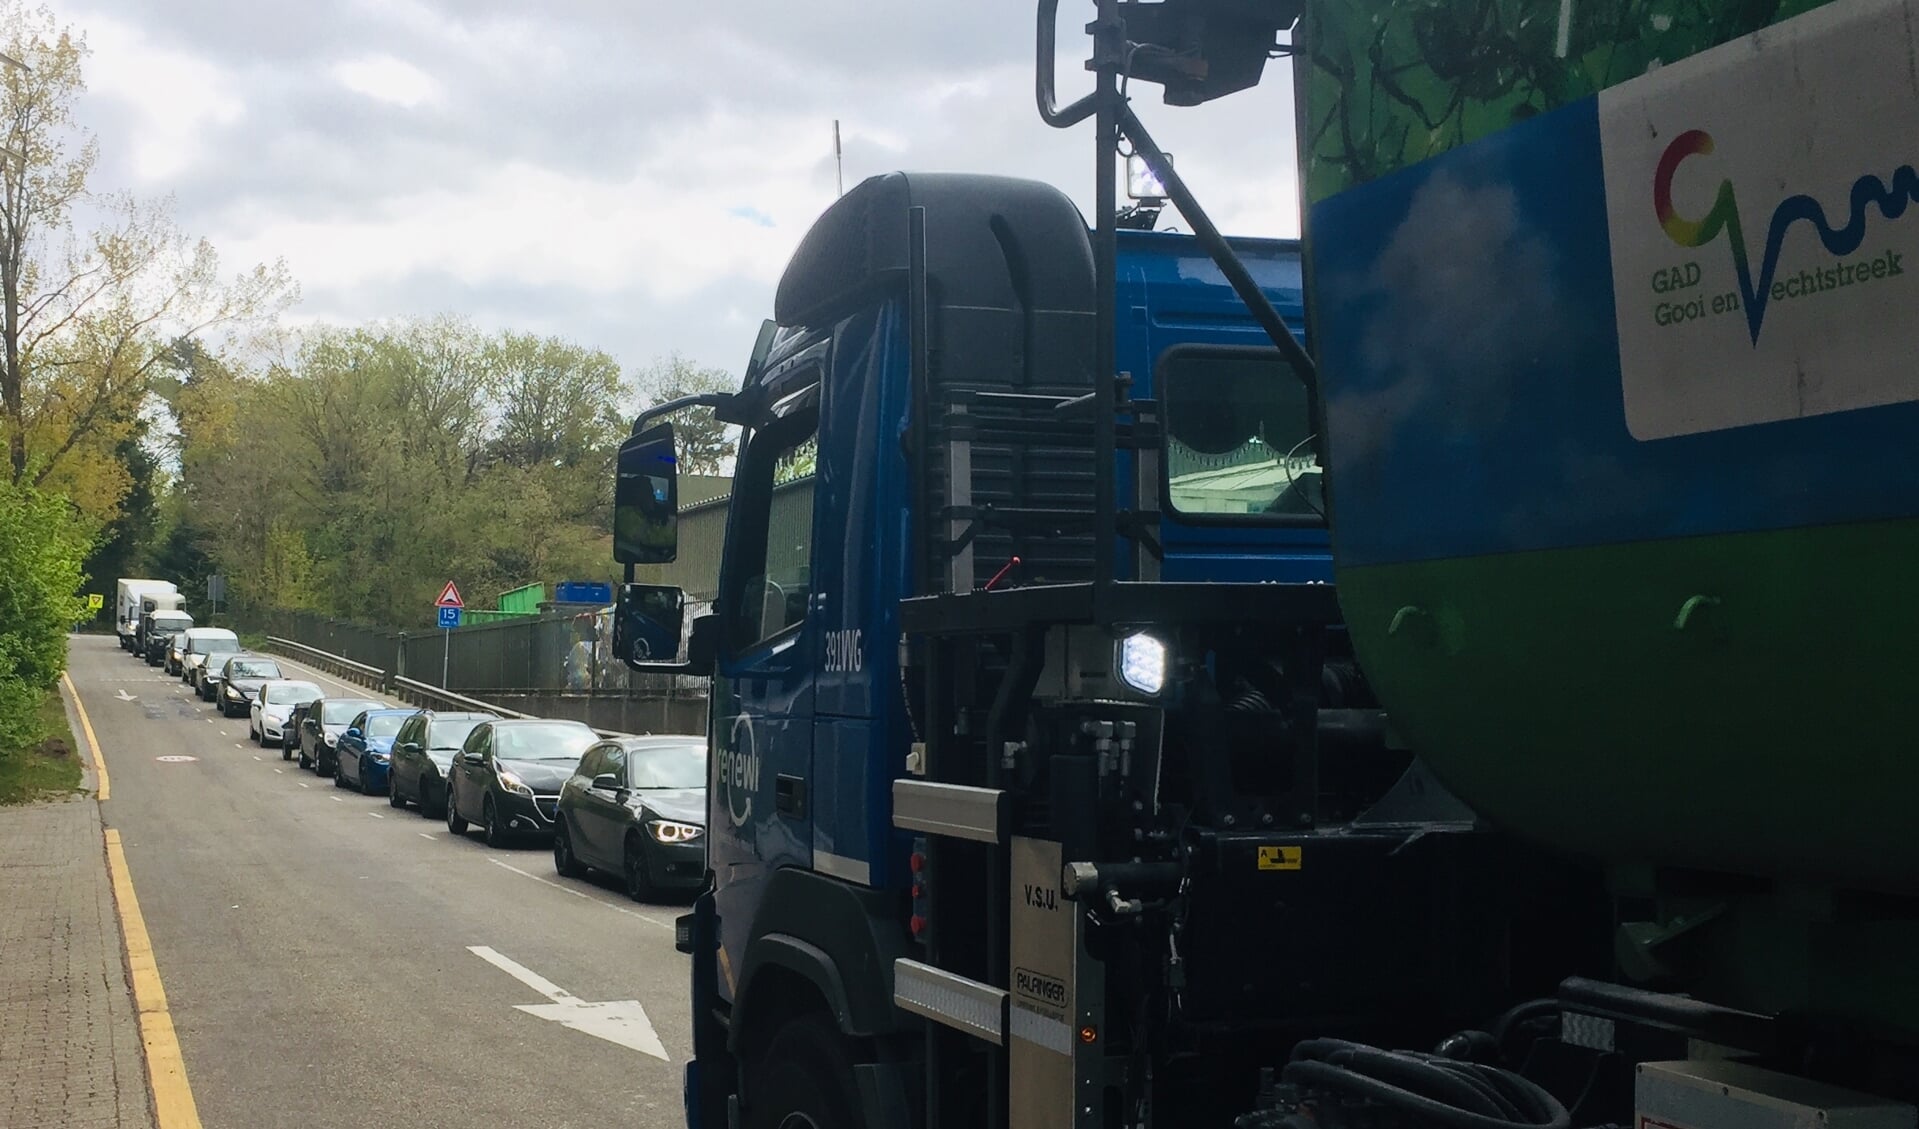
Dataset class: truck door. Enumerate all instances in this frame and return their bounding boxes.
[709,376,822,1003]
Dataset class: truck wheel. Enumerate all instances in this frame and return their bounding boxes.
[748,1014,865,1129]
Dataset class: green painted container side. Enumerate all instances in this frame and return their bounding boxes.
[464,609,535,626]
[497,584,545,615]
[1336,515,1919,895]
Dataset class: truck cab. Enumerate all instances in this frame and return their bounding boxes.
[608,171,1534,1129]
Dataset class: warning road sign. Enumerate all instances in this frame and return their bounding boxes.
[86,593,103,610]
[436,581,464,609]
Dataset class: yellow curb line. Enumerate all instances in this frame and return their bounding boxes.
[68,664,202,1129]
[61,671,108,800]
[105,828,202,1129]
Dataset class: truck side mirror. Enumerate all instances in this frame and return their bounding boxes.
[616,583,686,664]
[614,423,679,565]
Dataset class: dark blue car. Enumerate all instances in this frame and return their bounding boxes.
[334,708,419,796]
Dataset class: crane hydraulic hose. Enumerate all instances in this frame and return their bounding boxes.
[1283,1039,1571,1129]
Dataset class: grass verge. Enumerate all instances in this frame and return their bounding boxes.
[0,686,84,804]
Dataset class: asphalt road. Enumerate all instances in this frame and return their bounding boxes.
[69,633,693,1129]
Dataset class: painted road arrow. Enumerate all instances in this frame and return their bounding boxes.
[115,689,138,702]
[467,945,666,1059]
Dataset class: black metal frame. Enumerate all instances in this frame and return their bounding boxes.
[1035,0,1321,623]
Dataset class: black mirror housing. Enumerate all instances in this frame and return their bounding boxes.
[616,583,686,666]
[614,423,679,565]
[591,773,622,792]
[686,614,718,671]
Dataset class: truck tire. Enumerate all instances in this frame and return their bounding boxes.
[748,1013,866,1129]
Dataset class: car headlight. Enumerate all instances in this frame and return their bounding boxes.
[495,768,533,797]
[223,685,239,699]
[1116,632,1167,695]
[323,733,337,747]
[647,820,704,844]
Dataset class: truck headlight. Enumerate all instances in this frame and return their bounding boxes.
[1116,633,1167,695]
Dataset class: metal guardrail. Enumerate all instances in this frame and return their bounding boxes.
[390,675,534,719]
[267,636,387,690]
[262,635,631,738]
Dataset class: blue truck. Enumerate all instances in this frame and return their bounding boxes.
[602,0,1919,1125]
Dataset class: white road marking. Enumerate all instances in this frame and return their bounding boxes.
[418,832,437,840]
[368,812,383,819]
[483,857,674,932]
[466,946,667,1060]
[273,768,283,774]
[115,689,138,702]
[234,744,244,749]
[331,796,344,803]
[298,782,309,789]
[252,756,261,761]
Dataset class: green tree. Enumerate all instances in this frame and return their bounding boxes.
[630,352,737,474]
[0,3,292,525]
[485,332,623,469]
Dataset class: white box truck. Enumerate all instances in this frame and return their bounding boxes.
[116,579,177,651]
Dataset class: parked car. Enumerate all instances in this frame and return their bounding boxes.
[195,650,245,700]
[552,735,706,901]
[143,611,193,665]
[445,719,599,848]
[387,711,497,817]
[335,708,418,796]
[281,701,311,761]
[174,627,240,681]
[296,696,384,774]
[217,656,285,717]
[249,680,323,746]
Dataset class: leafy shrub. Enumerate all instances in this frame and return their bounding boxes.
[0,481,90,750]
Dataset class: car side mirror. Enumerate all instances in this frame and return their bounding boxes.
[591,773,622,792]
[613,422,678,565]
[462,752,484,765]
[346,728,362,739]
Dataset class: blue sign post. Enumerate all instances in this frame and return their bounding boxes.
[435,581,465,687]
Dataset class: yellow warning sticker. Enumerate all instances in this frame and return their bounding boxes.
[1256,845,1302,871]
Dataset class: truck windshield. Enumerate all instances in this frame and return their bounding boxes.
[1161,350,1322,520]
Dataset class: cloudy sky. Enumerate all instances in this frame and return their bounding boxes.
[53,0,1301,378]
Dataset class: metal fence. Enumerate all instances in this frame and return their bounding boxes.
[243,604,708,734]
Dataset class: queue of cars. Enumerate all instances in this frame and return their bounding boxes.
[126,639,708,903]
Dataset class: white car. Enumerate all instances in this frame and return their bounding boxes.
[174,627,239,682]
[249,680,323,747]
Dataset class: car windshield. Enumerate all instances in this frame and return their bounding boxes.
[626,742,707,789]
[321,700,378,723]
[202,653,240,673]
[229,660,281,678]
[429,719,486,751]
[491,722,598,764]
[365,714,408,738]
[189,632,238,653]
[152,615,191,631]
[264,682,323,705]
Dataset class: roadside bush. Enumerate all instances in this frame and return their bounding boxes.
[0,481,90,750]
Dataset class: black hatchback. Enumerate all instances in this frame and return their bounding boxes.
[552,736,706,901]
[445,719,599,848]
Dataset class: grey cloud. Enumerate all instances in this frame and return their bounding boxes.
[57,0,1299,374]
